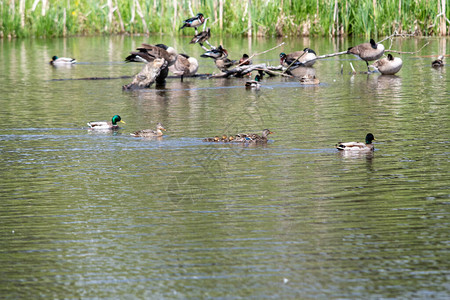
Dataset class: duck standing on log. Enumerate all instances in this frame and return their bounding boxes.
[279,48,317,68]
[125,43,177,66]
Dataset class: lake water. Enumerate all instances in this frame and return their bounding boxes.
[0,35,449,298]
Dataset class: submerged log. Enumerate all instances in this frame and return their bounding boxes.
[122,58,168,90]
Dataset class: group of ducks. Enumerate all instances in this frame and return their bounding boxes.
[86,114,376,152]
[86,115,166,137]
[203,129,274,143]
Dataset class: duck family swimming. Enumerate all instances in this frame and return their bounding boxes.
[203,129,273,143]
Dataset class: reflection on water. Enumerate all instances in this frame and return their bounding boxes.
[0,36,449,299]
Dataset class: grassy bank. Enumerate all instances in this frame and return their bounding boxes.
[1,0,449,38]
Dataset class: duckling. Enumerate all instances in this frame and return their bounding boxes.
[125,43,177,66]
[279,48,317,68]
[336,133,376,152]
[87,115,125,130]
[202,136,221,142]
[180,13,205,29]
[169,54,199,79]
[50,56,76,65]
[190,28,211,45]
[432,55,444,68]
[245,74,262,89]
[372,54,403,75]
[130,123,166,137]
[347,39,385,73]
[221,135,229,142]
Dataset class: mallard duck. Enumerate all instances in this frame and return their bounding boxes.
[299,74,320,85]
[180,13,205,29]
[50,56,76,65]
[202,136,221,142]
[234,129,273,143]
[125,43,177,66]
[200,45,228,60]
[169,54,199,79]
[87,115,125,130]
[348,39,385,73]
[432,55,444,68]
[279,48,317,68]
[245,74,261,89]
[130,123,166,137]
[372,54,403,75]
[190,28,210,44]
[336,133,376,151]
[239,54,252,65]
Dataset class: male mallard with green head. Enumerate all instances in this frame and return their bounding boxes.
[87,115,125,130]
[130,123,166,137]
[50,56,76,65]
[245,74,261,89]
[336,133,376,152]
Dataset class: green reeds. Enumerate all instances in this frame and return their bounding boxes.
[0,0,448,38]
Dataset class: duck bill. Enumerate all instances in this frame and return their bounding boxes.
[119,120,126,124]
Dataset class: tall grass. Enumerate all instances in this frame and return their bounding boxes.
[0,0,448,38]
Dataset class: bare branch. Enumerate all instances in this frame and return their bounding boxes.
[385,41,430,54]
[236,42,285,67]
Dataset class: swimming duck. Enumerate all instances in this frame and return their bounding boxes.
[200,45,228,60]
[372,54,403,75]
[245,74,262,89]
[336,133,376,151]
[87,115,125,130]
[234,129,273,143]
[432,55,444,68]
[125,43,177,66]
[202,136,221,142]
[169,54,199,78]
[50,56,76,65]
[180,13,205,29]
[239,54,252,65]
[190,28,211,45]
[299,74,320,85]
[348,39,385,73]
[279,48,317,68]
[130,123,166,137]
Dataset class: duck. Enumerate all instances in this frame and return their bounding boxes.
[50,56,76,65]
[299,74,320,85]
[180,13,205,29]
[279,48,317,68]
[245,74,262,89]
[347,39,385,73]
[169,54,199,79]
[190,28,210,45]
[87,115,125,130]
[125,43,177,66]
[214,57,237,71]
[202,136,221,142]
[201,45,228,59]
[432,55,444,68]
[130,123,166,137]
[234,129,273,143]
[372,54,403,75]
[239,54,252,66]
[336,133,376,152]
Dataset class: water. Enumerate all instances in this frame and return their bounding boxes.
[0,36,449,299]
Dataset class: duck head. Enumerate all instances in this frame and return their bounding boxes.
[112,115,126,125]
[262,129,274,138]
[365,133,376,144]
[279,52,287,65]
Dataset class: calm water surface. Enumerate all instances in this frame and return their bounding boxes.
[0,36,449,299]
